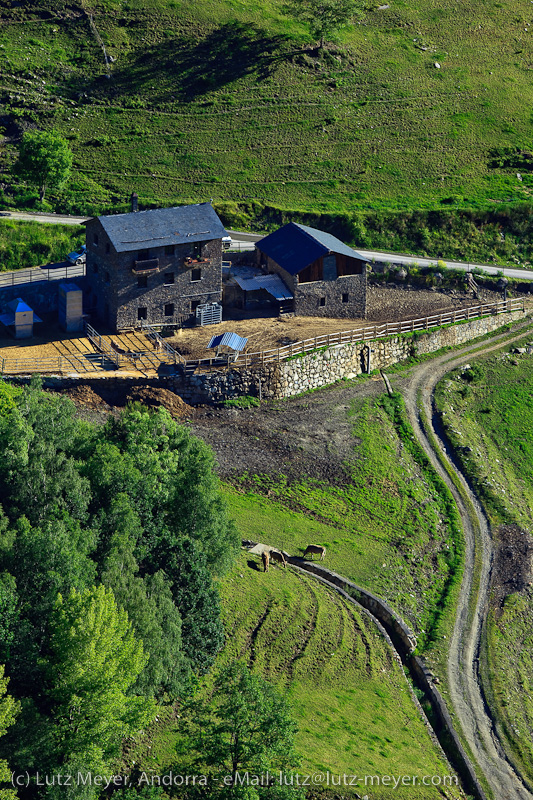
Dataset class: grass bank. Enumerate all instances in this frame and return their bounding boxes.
[224,395,462,659]
[126,553,463,798]
[0,219,84,271]
[1,0,533,262]
[434,340,533,783]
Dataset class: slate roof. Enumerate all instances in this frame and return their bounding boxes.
[256,222,365,276]
[96,203,228,253]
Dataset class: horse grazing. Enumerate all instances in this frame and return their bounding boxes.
[303,544,326,561]
[261,550,270,572]
[269,549,287,568]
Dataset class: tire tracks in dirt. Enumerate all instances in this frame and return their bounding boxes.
[401,322,533,800]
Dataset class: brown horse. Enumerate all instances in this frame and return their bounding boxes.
[303,544,326,561]
[270,549,287,568]
[261,550,270,572]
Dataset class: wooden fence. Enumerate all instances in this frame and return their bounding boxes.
[0,298,525,377]
[226,298,525,369]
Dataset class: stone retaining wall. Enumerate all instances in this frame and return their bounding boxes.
[292,558,488,800]
[167,309,526,404]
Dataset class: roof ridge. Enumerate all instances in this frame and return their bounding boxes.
[292,222,330,253]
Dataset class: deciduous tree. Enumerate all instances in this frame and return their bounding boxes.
[187,661,300,800]
[13,130,72,202]
[0,665,18,800]
[285,0,363,48]
[44,585,156,770]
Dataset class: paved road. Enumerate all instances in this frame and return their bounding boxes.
[355,248,533,281]
[228,229,533,280]
[4,214,532,280]
[0,211,89,225]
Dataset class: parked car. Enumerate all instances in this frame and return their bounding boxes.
[222,235,232,251]
[67,244,87,265]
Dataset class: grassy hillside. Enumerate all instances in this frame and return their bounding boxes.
[217,554,462,798]
[223,396,463,663]
[129,553,463,799]
[0,0,533,227]
[434,343,533,782]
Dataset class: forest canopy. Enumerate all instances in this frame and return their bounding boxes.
[0,378,241,795]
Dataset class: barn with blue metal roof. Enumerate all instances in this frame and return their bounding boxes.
[255,222,368,319]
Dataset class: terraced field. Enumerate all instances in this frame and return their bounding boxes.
[215,552,462,798]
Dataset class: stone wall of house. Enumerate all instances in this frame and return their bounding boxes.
[164,308,525,403]
[85,218,222,331]
[294,270,367,319]
[256,255,368,318]
[0,277,88,315]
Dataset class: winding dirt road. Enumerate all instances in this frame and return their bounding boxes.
[401,322,533,800]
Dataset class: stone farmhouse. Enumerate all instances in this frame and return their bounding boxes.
[84,202,227,331]
[255,222,368,318]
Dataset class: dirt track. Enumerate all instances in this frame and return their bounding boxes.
[400,322,533,800]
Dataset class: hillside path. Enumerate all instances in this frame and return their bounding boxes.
[401,322,533,800]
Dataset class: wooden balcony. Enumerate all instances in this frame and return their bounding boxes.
[183,257,212,267]
[132,258,160,276]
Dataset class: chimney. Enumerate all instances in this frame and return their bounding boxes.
[131,192,138,213]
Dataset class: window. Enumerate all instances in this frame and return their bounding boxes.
[191,268,201,282]
[191,300,201,313]
[164,272,175,285]
[93,233,99,246]
[319,297,326,307]
[105,242,110,254]
[137,276,148,289]
[137,307,147,321]
[342,293,349,303]
[165,244,175,256]
[92,264,99,275]
[164,303,174,317]
[138,248,149,260]
[105,271,110,285]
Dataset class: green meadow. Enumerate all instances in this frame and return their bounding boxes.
[435,340,533,782]
[223,396,462,658]
[128,553,463,799]
[1,0,533,245]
